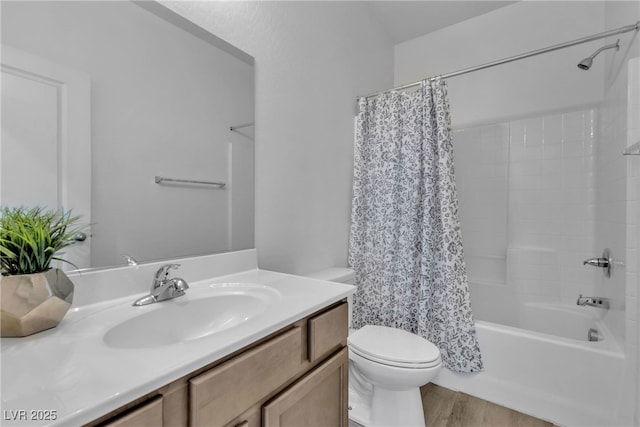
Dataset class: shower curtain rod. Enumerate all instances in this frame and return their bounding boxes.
[359,20,640,100]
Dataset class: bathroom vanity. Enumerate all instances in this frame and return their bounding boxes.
[91,302,348,427]
[0,250,353,426]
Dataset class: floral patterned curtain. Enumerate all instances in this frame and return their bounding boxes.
[349,80,483,373]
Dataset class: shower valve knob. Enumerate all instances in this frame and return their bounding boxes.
[583,258,609,268]
[582,248,612,278]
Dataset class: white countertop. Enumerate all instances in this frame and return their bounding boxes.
[0,252,354,426]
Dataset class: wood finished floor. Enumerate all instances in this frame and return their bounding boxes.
[420,384,555,427]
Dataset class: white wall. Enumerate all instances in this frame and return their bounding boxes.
[163,1,395,275]
[395,1,605,128]
[596,6,639,349]
[601,2,640,424]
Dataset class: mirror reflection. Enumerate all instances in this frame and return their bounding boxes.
[1,1,255,270]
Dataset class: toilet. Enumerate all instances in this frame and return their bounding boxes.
[306,268,442,427]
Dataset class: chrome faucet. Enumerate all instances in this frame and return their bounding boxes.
[576,294,610,309]
[132,263,189,306]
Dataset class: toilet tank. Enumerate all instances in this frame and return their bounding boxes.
[306,267,355,328]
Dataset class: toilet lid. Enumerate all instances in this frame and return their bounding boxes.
[348,325,441,368]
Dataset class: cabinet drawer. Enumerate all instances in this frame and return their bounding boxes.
[307,302,348,363]
[189,327,303,427]
[101,396,162,427]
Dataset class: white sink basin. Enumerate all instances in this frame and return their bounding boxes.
[103,284,280,349]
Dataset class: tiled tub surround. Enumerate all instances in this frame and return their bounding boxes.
[454,108,601,321]
[0,249,354,426]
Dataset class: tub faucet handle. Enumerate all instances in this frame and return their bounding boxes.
[583,258,609,267]
[582,248,612,278]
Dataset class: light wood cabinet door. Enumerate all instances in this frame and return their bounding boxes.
[262,348,348,427]
[101,396,163,427]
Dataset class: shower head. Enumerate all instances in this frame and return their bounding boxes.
[577,39,620,70]
[577,57,593,71]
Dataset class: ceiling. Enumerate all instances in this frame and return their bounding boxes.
[365,1,518,44]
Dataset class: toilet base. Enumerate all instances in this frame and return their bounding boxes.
[372,386,425,427]
[348,384,371,426]
[349,384,426,427]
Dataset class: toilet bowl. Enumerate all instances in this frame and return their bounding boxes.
[306,268,442,427]
[348,325,441,427]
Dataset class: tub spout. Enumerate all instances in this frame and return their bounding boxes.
[576,294,610,309]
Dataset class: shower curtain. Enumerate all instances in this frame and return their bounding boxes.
[349,80,482,373]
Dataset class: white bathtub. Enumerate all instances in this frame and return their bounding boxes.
[517,302,607,341]
[433,302,632,426]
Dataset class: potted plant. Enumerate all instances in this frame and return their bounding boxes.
[0,206,87,337]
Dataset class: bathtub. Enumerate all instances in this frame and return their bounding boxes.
[516,302,608,341]
[433,302,631,426]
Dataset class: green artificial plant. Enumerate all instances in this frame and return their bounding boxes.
[0,206,87,275]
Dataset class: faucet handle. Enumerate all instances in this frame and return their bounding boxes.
[154,263,181,281]
[582,248,612,278]
[583,257,609,267]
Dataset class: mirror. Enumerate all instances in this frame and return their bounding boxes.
[1,1,255,270]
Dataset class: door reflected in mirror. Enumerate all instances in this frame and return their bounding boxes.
[1,1,255,270]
